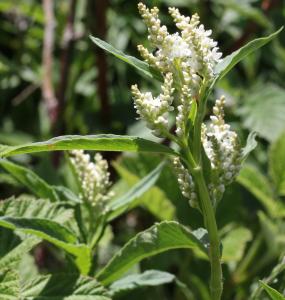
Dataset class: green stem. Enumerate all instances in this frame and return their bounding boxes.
[194,168,223,300]
[182,146,222,299]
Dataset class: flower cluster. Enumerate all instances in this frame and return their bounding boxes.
[172,157,197,208]
[202,96,242,204]
[69,150,113,211]
[137,3,222,79]
[133,3,222,140]
[131,72,174,137]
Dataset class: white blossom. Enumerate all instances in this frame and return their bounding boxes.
[172,157,198,209]
[131,72,174,137]
[70,150,113,211]
[202,96,242,204]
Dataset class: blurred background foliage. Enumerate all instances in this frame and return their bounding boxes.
[0,0,285,299]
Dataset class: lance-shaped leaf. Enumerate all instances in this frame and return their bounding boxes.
[0,159,59,202]
[0,217,91,274]
[214,27,283,82]
[108,162,165,220]
[259,281,285,300]
[0,135,176,158]
[97,221,208,285]
[90,36,161,81]
[109,270,192,298]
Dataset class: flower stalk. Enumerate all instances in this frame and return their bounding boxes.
[131,3,244,299]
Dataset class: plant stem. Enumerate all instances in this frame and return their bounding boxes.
[194,168,223,300]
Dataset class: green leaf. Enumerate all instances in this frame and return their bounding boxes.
[113,162,175,220]
[241,132,258,160]
[97,221,208,285]
[222,226,252,263]
[22,273,111,300]
[269,132,285,196]
[109,270,175,296]
[0,228,38,269]
[0,217,91,274]
[239,84,285,142]
[259,281,285,300]
[0,134,176,158]
[0,269,19,300]
[0,195,73,224]
[108,162,165,220]
[90,36,161,80]
[237,165,285,217]
[0,159,59,202]
[214,27,283,81]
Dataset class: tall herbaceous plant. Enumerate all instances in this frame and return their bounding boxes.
[0,3,282,300]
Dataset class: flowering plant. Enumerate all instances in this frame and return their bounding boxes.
[0,2,282,300]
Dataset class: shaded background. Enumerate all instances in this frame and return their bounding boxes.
[0,0,285,299]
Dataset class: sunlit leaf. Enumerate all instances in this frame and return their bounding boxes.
[0,135,176,158]
[97,221,208,285]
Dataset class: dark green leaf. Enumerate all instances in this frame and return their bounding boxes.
[90,36,161,80]
[214,28,283,81]
[0,135,176,158]
[97,221,208,285]
[0,159,59,201]
[0,228,38,269]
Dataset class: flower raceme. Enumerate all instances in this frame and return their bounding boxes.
[70,150,113,212]
[132,3,242,208]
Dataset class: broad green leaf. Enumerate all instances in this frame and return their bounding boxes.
[0,159,59,202]
[237,165,285,217]
[239,84,285,142]
[113,162,175,220]
[241,132,258,160]
[0,134,176,158]
[108,162,165,220]
[90,36,160,80]
[222,226,252,263]
[97,221,208,285]
[22,273,111,300]
[0,217,91,274]
[259,281,285,300]
[214,27,283,81]
[109,270,175,296]
[0,269,19,300]
[0,195,73,224]
[269,132,285,196]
